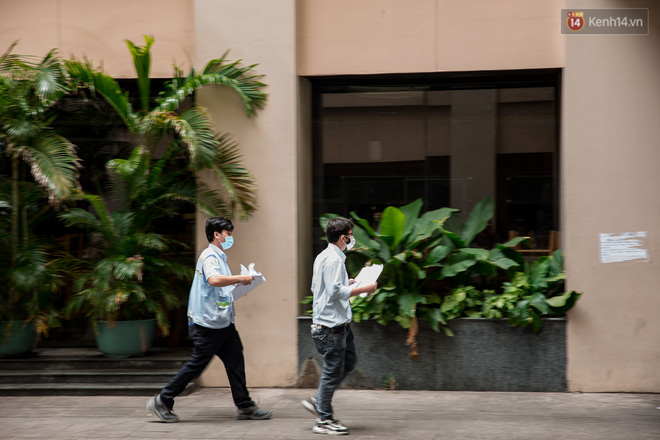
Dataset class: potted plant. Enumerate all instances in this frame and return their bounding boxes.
[59,187,194,357]
[57,143,210,357]
[300,199,582,391]
[316,198,581,357]
[0,44,81,354]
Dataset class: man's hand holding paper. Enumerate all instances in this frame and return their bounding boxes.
[231,262,266,300]
[351,264,383,298]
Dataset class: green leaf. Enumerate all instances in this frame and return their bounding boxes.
[459,248,489,261]
[491,257,520,270]
[528,258,550,291]
[548,249,564,279]
[441,259,477,278]
[546,290,582,314]
[320,213,340,232]
[461,197,494,246]
[528,292,550,315]
[398,292,423,317]
[125,35,154,113]
[350,212,378,236]
[407,207,458,245]
[398,198,423,243]
[379,207,405,249]
[438,224,466,249]
[500,236,529,248]
[423,245,451,265]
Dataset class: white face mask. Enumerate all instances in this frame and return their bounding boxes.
[344,236,355,251]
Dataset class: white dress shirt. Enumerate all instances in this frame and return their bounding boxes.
[311,243,353,327]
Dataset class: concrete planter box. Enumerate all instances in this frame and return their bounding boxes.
[298,316,566,392]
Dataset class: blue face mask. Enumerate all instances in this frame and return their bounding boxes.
[221,235,234,250]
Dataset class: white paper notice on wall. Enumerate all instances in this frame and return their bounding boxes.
[599,231,649,263]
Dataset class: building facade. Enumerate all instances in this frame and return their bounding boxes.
[1,0,658,392]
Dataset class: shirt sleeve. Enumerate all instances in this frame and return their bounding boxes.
[324,259,353,300]
[202,255,223,282]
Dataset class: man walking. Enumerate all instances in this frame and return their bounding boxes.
[302,217,377,435]
[147,217,272,422]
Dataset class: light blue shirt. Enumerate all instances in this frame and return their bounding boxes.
[187,243,235,329]
[311,243,354,327]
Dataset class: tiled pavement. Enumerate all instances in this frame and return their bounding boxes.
[0,387,658,439]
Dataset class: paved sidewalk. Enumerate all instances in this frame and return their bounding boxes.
[0,388,658,439]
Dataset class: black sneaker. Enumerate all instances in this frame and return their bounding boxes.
[146,394,180,423]
[312,417,349,435]
[301,396,318,416]
[236,404,273,420]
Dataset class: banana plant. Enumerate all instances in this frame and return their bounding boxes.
[320,198,524,356]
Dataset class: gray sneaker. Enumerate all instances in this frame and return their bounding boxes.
[146,394,180,423]
[236,404,273,420]
[301,396,318,416]
[313,417,349,435]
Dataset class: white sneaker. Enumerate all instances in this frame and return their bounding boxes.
[312,417,349,435]
[301,396,318,416]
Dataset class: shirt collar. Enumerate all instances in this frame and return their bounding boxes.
[208,243,227,260]
[328,243,346,262]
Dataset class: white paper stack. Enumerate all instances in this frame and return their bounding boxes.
[352,264,383,298]
[231,262,266,300]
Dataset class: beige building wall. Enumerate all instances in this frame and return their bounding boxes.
[194,0,300,387]
[297,0,563,75]
[563,0,660,392]
[0,0,193,78]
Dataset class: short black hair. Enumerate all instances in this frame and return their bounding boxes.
[205,217,234,242]
[326,217,353,243]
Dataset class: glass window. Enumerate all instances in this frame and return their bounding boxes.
[310,70,560,256]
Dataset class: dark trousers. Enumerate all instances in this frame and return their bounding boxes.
[312,324,357,419]
[160,323,254,410]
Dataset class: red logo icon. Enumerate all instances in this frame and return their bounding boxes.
[566,11,585,32]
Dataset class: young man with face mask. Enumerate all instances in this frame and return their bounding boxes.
[302,217,378,435]
[147,217,272,423]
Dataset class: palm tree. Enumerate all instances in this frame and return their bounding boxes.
[0,43,81,335]
[65,35,267,221]
[0,42,80,254]
[57,36,268,336]
[0,43,78,333]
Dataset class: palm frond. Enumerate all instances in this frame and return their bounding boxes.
[134,233,167,251]
[139,111,200,163]
[156,51,267,117]
[213,133,257,220]
[125,36,154,113]
[107,146,151,206]
[59,208,104,234]
[178,107,218,169]
[11,130,80,202]
[65,59,139,132]
[193,180,230,217]
[33,50,70,104]
[69,192,116,242]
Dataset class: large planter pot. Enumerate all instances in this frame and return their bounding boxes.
[95,319,156,358]
[298,316,567,392]
[0,320,36,357]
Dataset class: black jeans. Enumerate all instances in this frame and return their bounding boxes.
[159,323,254,409]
